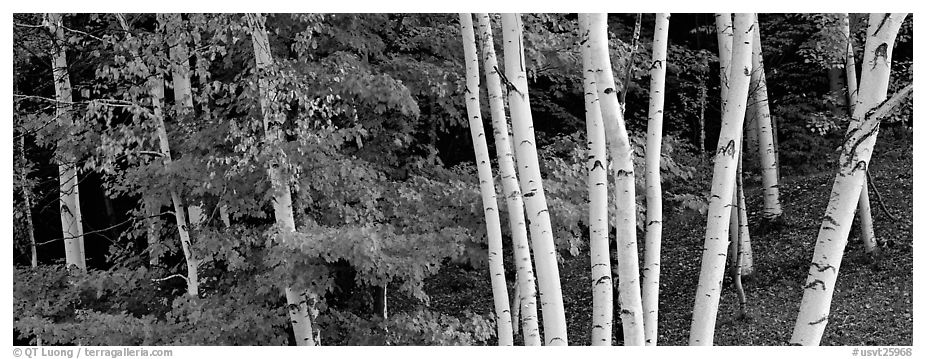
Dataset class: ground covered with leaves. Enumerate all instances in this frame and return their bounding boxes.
[409,132,912,346]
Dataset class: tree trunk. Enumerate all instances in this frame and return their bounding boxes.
[372,286,387,320]
[501,13,568,346]
[827,68,848,117]
[475,13,541,346]
[641,12,670,347]
[587,13,645,346]
[578,13,613,346]
[149,77,200,297]
[247,13,317,346]
[619,13,643,112]
[689,13,754,346]
[46,13,86,272]
[728,155,753,276]
[143,196,161,267]
[749,16,783,221]
[19,134,38,268]
[840,13,878,256]
[459,13,514,346]
[732,165,748,320]
[790,13,908,346]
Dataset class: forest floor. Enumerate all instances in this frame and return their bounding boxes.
[409,133,913,346]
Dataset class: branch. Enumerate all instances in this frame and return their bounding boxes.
[865,83,913,122]
[152,273,188,283]
[35,211,173,247]
[866,171,900,223]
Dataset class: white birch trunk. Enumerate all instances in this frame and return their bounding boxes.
[641,12,670,346]
[19,134,39,268]
[247,13,317,346]
[689,13,754,346]
[841,14,878,256]
[149,77,200,297]
[749,16,783,221]
[501,13,568,346]
[587,13,645,346]
[790,13,908,346]
[459,13,514,346]
[578,13,613,346]
[475,13,541,345]
[46,13,86,272]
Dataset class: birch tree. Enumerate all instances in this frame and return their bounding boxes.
[748,15,783,221]
[641,13,670,346]
[246,13,317,346]
[840,13,878,257]
[117,14,202,295]
[475,12,541,345]
[458,13,514,346]
[578,13,613,346]
[689,13,754,346]
[587,12,645,346]
[46,13,86,272]
[790,13,909,346]
[501,13,568,346]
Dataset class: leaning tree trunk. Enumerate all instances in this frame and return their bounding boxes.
[165,13,206,230]
[689,13,754,346]
[149,77,200,297]
[840,13,878,256]
[790,13,908,346]
[578,13,613,346]
[46,13,86,272]
[136,15,201,296]
[475,12,541,346]
[459,13,514,346]
[587,12,645,346]
[247,13,317,346]
[749,15,783,221]
[641,12,670,347]
[501,13,568,346]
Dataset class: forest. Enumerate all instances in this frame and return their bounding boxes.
[11,12,913,346]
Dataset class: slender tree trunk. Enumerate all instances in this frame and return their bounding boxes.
[749,16,783,221]
[501,13,568,346]
[689,13,754,346]
[790,13,908,346]
[828,68,848,117]
[247,13,317,346]
[840,13,878,256]
[619,13,643,112]
[475,13,541,345]
[46,13,86,272]
[641,12,670,347]
[587,13,645,346]
[736,162,754,276]
[372,286,387,320]
[19,135,38,268]
[165,13,206,232]
[715,13,733,111]
[509,273,521,337]
[219,204,231,228]
[698,72,707,156]
[732,165,748,319]
[459,13,514,346]
[578,13,613,346]
[728,156,753,276]
[149,77,200,297]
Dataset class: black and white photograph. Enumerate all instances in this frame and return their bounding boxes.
[8,6,915,350]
